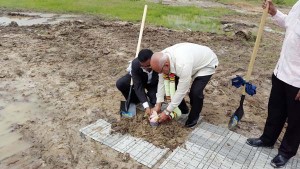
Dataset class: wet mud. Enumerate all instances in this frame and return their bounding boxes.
[0,6,286,168]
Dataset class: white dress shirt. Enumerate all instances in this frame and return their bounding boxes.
[272,0,300,88]
[156,43,219,112]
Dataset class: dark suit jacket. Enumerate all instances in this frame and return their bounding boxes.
[131,58,158,104]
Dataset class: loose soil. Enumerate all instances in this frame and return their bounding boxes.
[0,2,291,169]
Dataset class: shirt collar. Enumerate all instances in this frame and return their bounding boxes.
[141,68,153,74]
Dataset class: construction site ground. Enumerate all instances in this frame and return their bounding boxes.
[0,1,298,168]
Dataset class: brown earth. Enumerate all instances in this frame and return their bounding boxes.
[0,4,288,169]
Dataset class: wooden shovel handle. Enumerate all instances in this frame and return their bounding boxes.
[242,3,269,95]
[130,5,148,86]
[135,5,148,59]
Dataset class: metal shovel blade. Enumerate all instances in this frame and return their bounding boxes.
[120,101,136,118]
[125,85,133,111]
[228,95,245,130]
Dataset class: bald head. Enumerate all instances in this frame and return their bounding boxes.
[150,52,169,74]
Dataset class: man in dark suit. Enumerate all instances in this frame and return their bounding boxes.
[116,49,158,116]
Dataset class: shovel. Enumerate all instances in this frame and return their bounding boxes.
[120,5,148,118]
[228,3,269,130]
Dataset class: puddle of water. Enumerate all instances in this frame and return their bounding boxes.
[0,79,44,161]
[0,12,78,26]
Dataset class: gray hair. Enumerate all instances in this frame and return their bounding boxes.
[159,52,168,70]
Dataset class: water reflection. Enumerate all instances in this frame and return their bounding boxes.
[0,79,43,161]
[0,12,78,26]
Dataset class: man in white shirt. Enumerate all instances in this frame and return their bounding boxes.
[150,43,219,128]
[246,0,300,168]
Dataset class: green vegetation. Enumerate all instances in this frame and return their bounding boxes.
[273,0,297,5]
[0,0,295,32]
[147,6,233,32]
[0,0,235,33]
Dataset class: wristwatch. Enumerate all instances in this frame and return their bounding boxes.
[164,109,172,119]
[164,110,170,116]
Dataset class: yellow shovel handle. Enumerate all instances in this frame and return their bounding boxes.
[130,5,148,86]
[242,3,269,95]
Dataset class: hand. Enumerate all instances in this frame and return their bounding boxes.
[144,107,151,118]
[158,111,171,123]
[152,103,162,113]
[263,0,277,16]
[295,90,300,101]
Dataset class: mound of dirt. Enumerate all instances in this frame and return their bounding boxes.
[112,111,192,149]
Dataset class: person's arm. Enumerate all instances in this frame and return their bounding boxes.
[264,0,287,28]
[166,65,192,112]
[153,74,165,112]
[131,60,149,108]
[158,64,192,123]
[272,10,287,28]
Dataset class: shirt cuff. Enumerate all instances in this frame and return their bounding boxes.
[272,9,284,20]
[142,102,149,109]
[156,97,164,103]
[166,104,175,113]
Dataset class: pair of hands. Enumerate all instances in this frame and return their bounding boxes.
[144,103,170,123]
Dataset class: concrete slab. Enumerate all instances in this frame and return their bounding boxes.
[79,119,169,168]
[80,118,299,169]
[159,122,300,169]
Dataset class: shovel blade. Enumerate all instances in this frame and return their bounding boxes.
[228,105,244,130]
[228,95,245,130]
[125,85,133,112]
[228,115,239,130]
[120,101,136,118]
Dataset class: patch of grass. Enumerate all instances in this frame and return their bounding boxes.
[273,0,297,5]
[0,0,235,33]
[148,5,233,32]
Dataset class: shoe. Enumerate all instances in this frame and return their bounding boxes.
[185,119,197,128]
[270,154,290,168]
[246,138,273,148]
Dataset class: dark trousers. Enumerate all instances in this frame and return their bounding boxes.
[186,75,212,122]
[116,74,189,111]
[260,74,300,158]
[116,74,157,106]
[175,77,189,114]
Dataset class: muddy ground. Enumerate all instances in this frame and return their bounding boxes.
[0,2,290,169]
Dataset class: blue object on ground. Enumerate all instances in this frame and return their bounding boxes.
[232,76,245,88]
[120,103,136,118]
[231,76,257,96]
[245,83,257,96]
